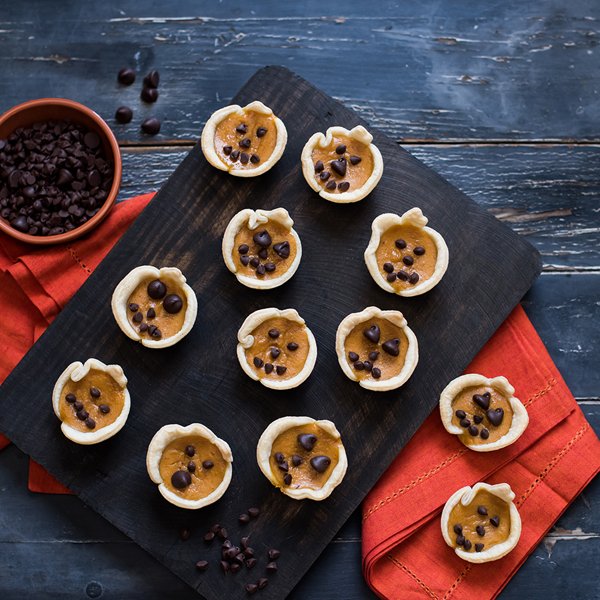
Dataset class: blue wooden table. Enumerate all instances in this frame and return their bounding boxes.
[0,1,598,598]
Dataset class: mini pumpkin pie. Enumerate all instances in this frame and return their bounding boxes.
[201,100,287,177]
[222,208,302,289]
[441,482,522,563]
[236,308,317,390]
[146,423,233,510]
[364,208,449,297]
[439,374,529,452]
[256,416,348,501]
[336,306,418,391]
[52,358,131,445]
[112,266,198,349]
[301,125,383,203]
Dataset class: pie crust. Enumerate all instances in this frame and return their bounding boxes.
[441,482,522,563]
[364,208,449,297]
[256,416,348,501]
[111,266,198,349]
[236,307,317,390]
[146,423,233,510]
[439,374,529,452]
[300,125,383,203]
[52,358,131,445]
[222,208,302,289]
[335,306,419,391]
[201,100,287,177]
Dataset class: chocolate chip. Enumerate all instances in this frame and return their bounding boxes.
[298,433,317,451]
[274,452,284,464]
[256,126,267,137]
[319,171,331,181]
[468,425,479,436]
[84,132,100,149]
[241,256,250,266]
[146,307,156,319]
[310,455,331,473]
[11,216,29,233]
[171,470,192,489]
[266,562,278,574]
[363,360,373,372]
[486,408,504,426]
[254,262,266,275]
[258,248,268,260]
[240,537,251,549]
[363,324,381,343]
[210,524,221,533]
[115,106,133,124]
[348,351,359,362]
[314,160,324,173]
[275,365,287,376]
[141,118,161,135]
[90,387,101,399]
[270,347,281,360]
[223,145,233,155]
[330,158,347,177]
[204,531,215,543]
[230,149,240,161]
[250,154,260,164]
[386,273,397,283]
[455,410,466,419]
[238,244,249,254]
[480,428,490,440]
[139,323,148,332]
[268,548,280,560]
[349,155,361,165]
[264,363,274,374]
[463,539,472,551]
[395,239,407,249]
[460,418,471,428]
[246,557,257,569]
[408,272,420,284]
[143,70,160,88]
[164,294,183,313]
[325,180,336,190]
[239,513,250,524]
[475,543,484,552]
[236,124,247,134]
[195,560,209,571]
[273,241,290,259]
[73,401,83,412]
[133,312,143,323]
[185,445,196,457]
[413,246,426,256]
[383,262,394,273]
[291,454,303,466]
[287,342,299,351]
[179,527,191,541]
[382,338,400,356]
[147,279,167,299]
[265,262,276,272]
[253,357,263,368]
[258,578,268,590]
[187,461,196,473]
[483,391,491,400]
[140,87,159,103]
[268,328,280,339]
[248,507,260,518]
[253,230,272,247]
[128,303,139,312]
[335,144,346,154]
[473,415,483,424]
[453,524,463,535]
[218,527,228,539]
[354,361,364,370]
[250,257,260,268]
[240,138,251,149]
[397,270,409,281]
[402,255,414,266]
[240,152,249,165]
[456,535,466,547]
[477,505,488,516]
[473,394,490,410]
[338,181,350,192]
[283,473,292,485]
[85,417,96,429]
[117,68,136,85]
[65,393,76,404]
[372,367,382,379]
[245,583,258,594]
[220,560,230,573]
[490,516,500,527]
[476,525,485,537]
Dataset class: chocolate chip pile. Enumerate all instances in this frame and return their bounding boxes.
[239,228,290,277]
[0,120,113,236]
[453,504,501,553]
[171,444,214,489]
[65,386,109,430]
[382,238,425,285]
[115,68,161,135]
[314,143,361,192]
[347,324,401,378]
[455,392,504,440]
[253,327,299,377]
[187,508,281,594]
[274,433,331,487]
[223,122,266,166]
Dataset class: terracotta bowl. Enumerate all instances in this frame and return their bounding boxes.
[0,98,122,245]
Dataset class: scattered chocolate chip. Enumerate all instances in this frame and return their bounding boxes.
[397,270,409,281]
[143,70,160,88]
[354,361,365,370]
[256,264,266,276]
[246,557,257,569]
[402,255,414,266]
[363,360,373,372]
[475,543,484,552]
[238,244,249,254]
[202,460,214,470]
[453,524,463,535]
[146,307,156,319]
[185,445,196,457]
[253,230,272,247]
[382,338,400,356]
[240,537,250,549]
[253,357,264,368]
[241,256,250,266]
[368,351,379,361]
[456,535,466,547]
[310,455,331,473]
[348,351,359,362]
[480,428,490,440]
[273,241,290,259]
[486,408,504,426]
[335,144,346,154]
[268,548,280,560]
[291,454,303,467]
[314,160,324,173]
[330,158,347,177]
[276,365,287,376]
[187,461,196,473]
[287,342,299,351]
[240,138,251,149]
[220,560,230,573]
[372,367,382,379]
[468,425,479,436]
[133,312,143,323]
[265,262,276,272]
[128,302,139,312]
[264,363,274,374]
[258,578,268,590]
[204,531,215,543]
[236,124,247,134]
[473,415,483,424]
[258,248,268,260]
[349,155,361,165]
[413,246,426,256]
[195,560,209,571]
[325,180,336,190]
[250,257,260,268]
[256,126,267,137]
[223,145,233,155]
[115,106,133,124]
[460,418,471,428]
[283,473,292,485]
[164,294,183,314]
[268,328,280,339]
[250,154,260,164]
[274,452,285,463]
[239,513,251,524]
[240,152,249,165]
[65,393,76,404]
[395,239,407,249]
[230,149,240,161]
[179,527,191,541]
[408,272,420,284]
[473,394,490,410]
[338,181,350,192]
[210,524,221,533]
[386,273,397,283]
[319,171,331,181]
[245,583,258,594]
[298,433,317,451]
[90,387,101,399]
[463,539,472,551]
[248,507,260,518]
[270,347,281,360]
[140,87,159,103]
[218,527,228,540]
[455,410,466,419]
[117,68,136,85]
[73,401,83,412]
[85,417,96,429]
[383,262,394,273]
[490,516,500,527]
[477,505,488,516]
[266,562,278,574]
[363,324,381,344]
[141,117,161,135]
[476,525,485,537]
[139,323,148,332]
[171,470,192,489]
[147,279,167,299]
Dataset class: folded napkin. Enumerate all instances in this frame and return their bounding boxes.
[0,192,154,492]
[362,305,600,599]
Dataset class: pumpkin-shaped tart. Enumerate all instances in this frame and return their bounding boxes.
[256,416,348,501]
[52,358,131,445]
[201,100,287,177]
[146,423,233,510]
[439,374,529,452]
[441,482,522,563]
[222,208,302,289]
[364,208,449,297]
[301,125,383,203]
[112,266,198,349]
[336,306,419,391]
[236,308,317,390]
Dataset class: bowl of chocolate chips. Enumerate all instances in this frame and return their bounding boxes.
[0,98,122,245]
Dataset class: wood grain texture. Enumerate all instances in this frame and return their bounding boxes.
[0,67,540,599]
[1,0,598,142]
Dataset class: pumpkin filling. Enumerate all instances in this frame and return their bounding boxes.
[60,368,125,432]
[375,224,438,289]
[214,110,277,170]
[448,490,511,553]
[269,423,340,490]
[451,385,514,445]
[344,318,409,381]
[233,218,297,280]
[159,435,228,500]
[126,277,187,341]
[311,134,373,194]
[245,317,309,381]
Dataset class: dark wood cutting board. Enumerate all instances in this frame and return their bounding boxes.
[0,66,540,599]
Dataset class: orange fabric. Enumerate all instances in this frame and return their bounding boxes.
[0,193,154,493]
[362,305,600,599]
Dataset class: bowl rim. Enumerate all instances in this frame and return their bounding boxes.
[0,97,122,246]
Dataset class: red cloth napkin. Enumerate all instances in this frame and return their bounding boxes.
[0,192,154,492]
[362,305,600,599]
